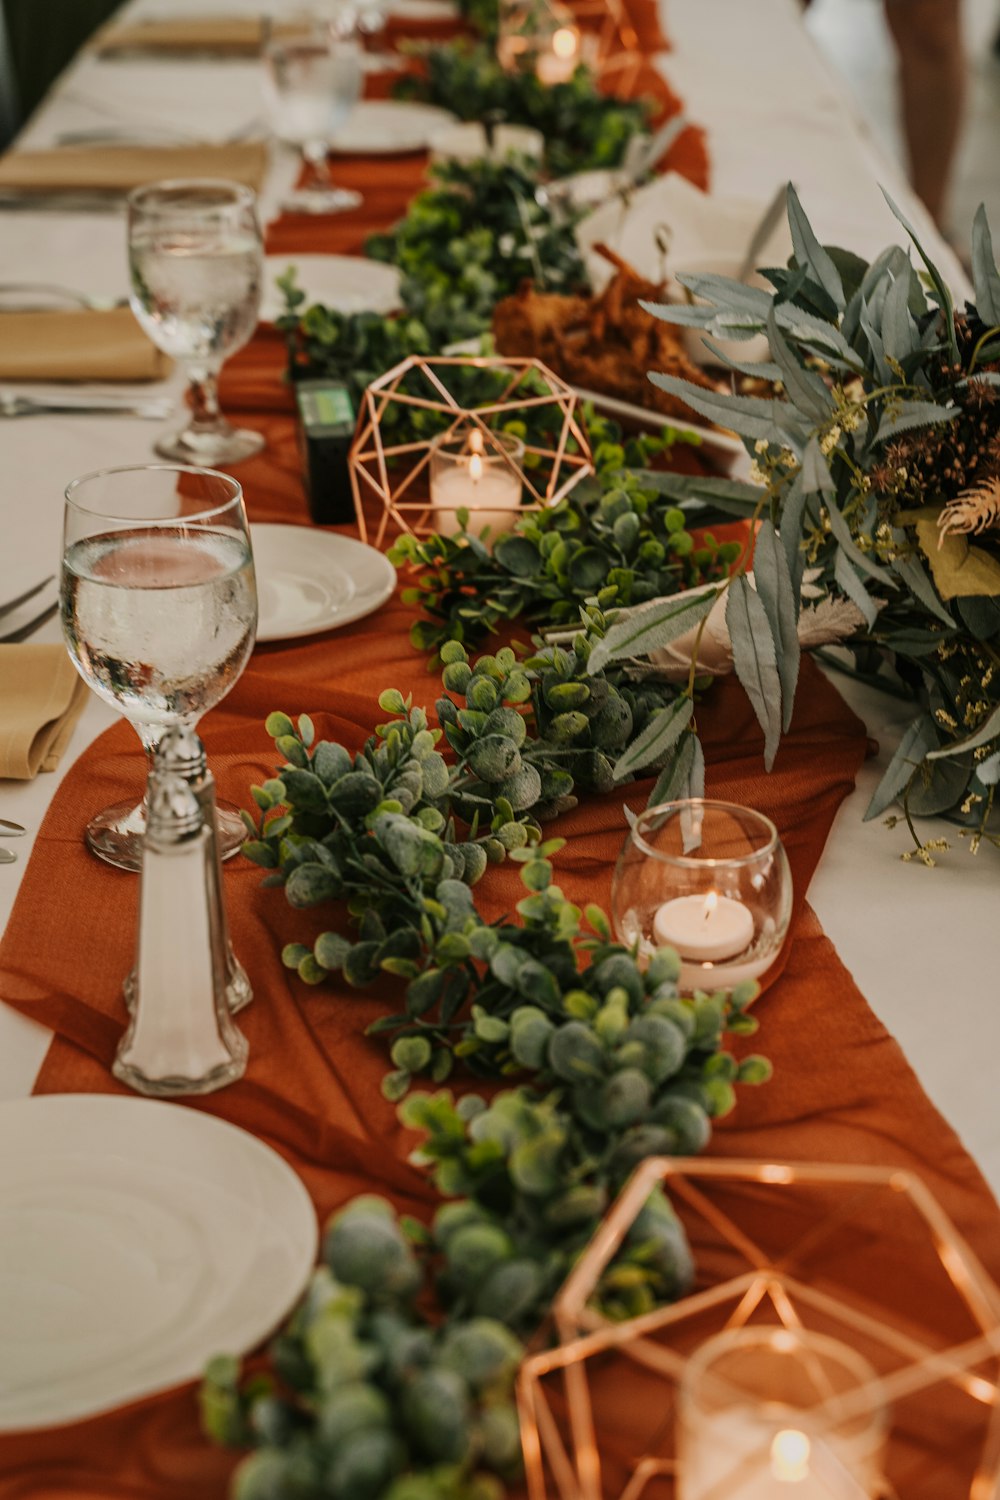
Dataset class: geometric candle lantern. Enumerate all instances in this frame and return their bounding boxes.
[517,1157,1000,1500]
[348,354,593,550]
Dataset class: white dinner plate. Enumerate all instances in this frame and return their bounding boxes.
[253,523,396,642]
[261,254,401,323]
[0,1094,317,1432]
[387,0,457,17]
[329,100,459,155]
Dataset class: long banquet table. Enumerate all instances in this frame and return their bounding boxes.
[1,0,999,1491]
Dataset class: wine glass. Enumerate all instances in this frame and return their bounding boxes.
[60,465,258,872]
[128,179,265,466]
[262,18,364,215]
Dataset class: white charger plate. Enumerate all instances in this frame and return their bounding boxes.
[261,254,401,323]
[329,100,458,155]
[253,523,396,643]
[0,1094,317,1432]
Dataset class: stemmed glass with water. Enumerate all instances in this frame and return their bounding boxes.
[262,17,364,215]
[128,179,264,467]
[60,465,258,872]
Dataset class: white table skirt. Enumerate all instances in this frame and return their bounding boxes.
[2,0,997,1202]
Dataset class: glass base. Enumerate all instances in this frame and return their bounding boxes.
[154,424,265,467]
[112,1034,248,1098]
[280,186,362,215]
[86,797,248,872]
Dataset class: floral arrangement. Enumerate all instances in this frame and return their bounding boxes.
[634,188,1000,860]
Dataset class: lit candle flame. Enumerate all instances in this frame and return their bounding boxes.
[771,1429,811,1483]
[702,890,718,923]
[469,452,483,484]
[552,25,578,58]
[469,429,485,456]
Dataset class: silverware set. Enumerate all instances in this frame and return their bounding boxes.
[0,390,173,420]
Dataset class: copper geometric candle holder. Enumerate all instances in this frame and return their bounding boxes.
[518,1157,1000,1500]
[348,354,593,549]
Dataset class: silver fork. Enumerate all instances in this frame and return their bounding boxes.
[0,392,173,419]
[0,575,54,620]
[0,600,58,643]
[0,282,128,312]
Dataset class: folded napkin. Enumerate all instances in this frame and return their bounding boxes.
[95,17,268,56]
[0,646,89,780]
[0,141,269,195]
[0,307,171,383]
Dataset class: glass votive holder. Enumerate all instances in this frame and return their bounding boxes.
[677,1326,888,1499]
[610,799,792,994]
[429,423,525,542]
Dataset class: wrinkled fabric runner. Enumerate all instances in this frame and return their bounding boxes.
[1,20,998,1500]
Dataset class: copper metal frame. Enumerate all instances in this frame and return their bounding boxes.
[517,1157,1000,1500]
[348,355,593,549]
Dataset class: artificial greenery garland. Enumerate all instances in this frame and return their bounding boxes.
[395,40,650,178]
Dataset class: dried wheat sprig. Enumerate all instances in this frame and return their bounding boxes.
[938,476,1000,542]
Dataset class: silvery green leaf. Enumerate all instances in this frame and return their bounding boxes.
[613,696,693,782]
[786,183,845,308]
[907,756,970,816]
[860,243,909,302]
[779,472,808,597]
[971,204,1000,328]
[672,274,773,316]
[833,546,878,629]
[639,299,718,328]
[726,575,782,769]
[753,521,801,731]
[890,551,955,628]
[774,305,858,363]
[646,726,698,806]
[958,372,1000,388]
[800,435,835,494]
[587,588,720,674]
[646,372,809,446]
[880,268,919,363]
[874,400,958,443]
[859,298,890,385]
[863,713,939,819]
[926,701,1000,760]
[699,339,783,383]
[975,749,1000,786]
[766,307,835,420]
[826,499,897,586]
[626,472,764,516]
[880,187,958,361]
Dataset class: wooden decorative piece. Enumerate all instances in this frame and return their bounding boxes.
[518,1157,1000,1499]
[348,354,593,549]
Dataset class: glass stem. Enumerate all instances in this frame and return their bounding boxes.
[302,141,333,189]
[185,367,226,435]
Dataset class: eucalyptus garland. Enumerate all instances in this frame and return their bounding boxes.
[395,40,650,178]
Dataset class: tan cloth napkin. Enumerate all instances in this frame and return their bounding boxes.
[0,646,89,780]
[0,307,171,382]
[0,141,269,195]
[95,17,267,56]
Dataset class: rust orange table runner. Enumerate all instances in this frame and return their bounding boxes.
[1,19,999,1500]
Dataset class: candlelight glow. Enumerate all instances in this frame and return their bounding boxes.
[469,428,485,456]
[552,25,578,58]
[771,1429,811,1483]
[703,890,718,922]
[469,452,484,483]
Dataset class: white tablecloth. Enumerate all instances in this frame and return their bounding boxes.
[2,0,998,1196]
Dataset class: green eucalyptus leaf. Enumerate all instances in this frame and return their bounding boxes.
[726,576,782,770]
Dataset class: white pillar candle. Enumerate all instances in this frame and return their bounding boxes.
[680,1412,877,1499]
[431,447,523,538]
[652,890,754,962]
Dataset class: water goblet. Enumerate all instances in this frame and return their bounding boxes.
[262,18,364,215]
[60,464,258,872]
[128,179,265,467]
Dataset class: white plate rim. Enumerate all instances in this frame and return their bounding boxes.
[252,522,397,643]
[328,100,459,156]
[260,253,402,323]
[0,1093,317,1432]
